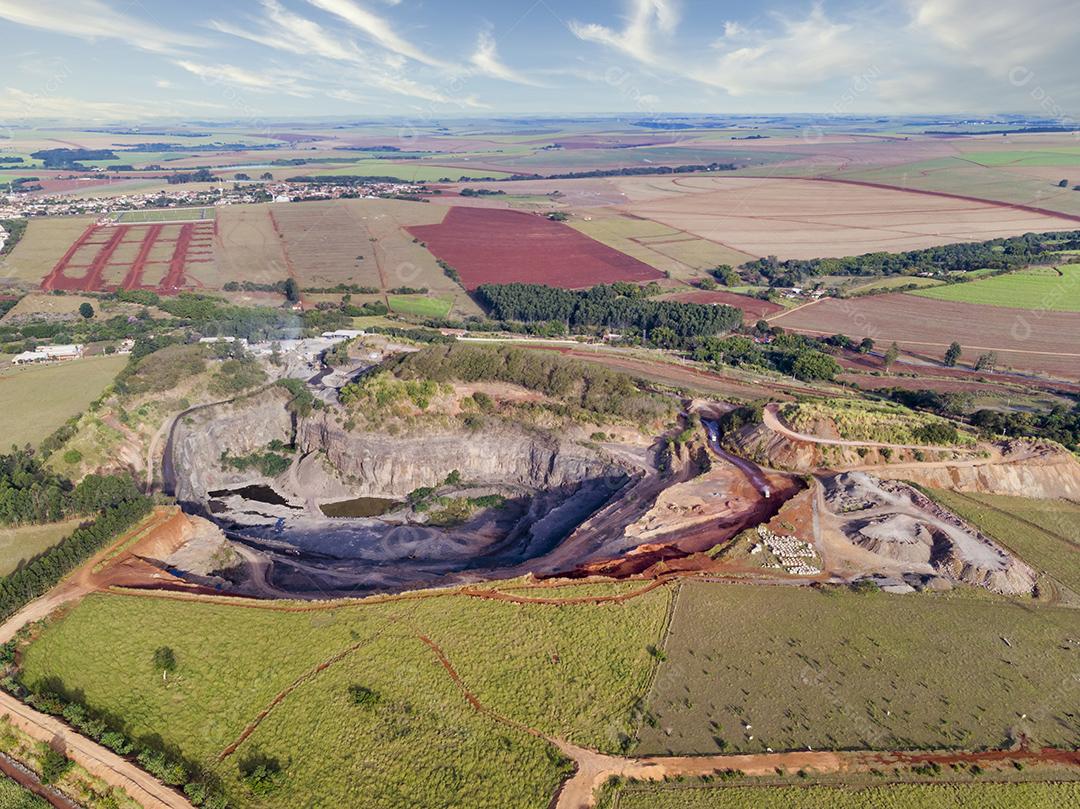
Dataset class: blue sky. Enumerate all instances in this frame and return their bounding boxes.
[0,0,1077,121]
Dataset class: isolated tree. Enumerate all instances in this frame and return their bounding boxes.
[282,278,300,304]
[754,319,770,335]
[260,172,274,181]
[153,646,177,681]
[78,302,94,319]
[1058,179,1069,188]
[234,173,251,181]
[884,342,900,371]
[858,337,875,354]
[943,341,962,367]
[697,276,717,290]
[974,351,998,372]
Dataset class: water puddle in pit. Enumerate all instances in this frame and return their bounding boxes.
[208,485,302,509]
[319,497,402,518]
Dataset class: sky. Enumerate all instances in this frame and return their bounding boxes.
[0,0,1077,122]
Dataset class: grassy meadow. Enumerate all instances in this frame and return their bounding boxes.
[638,583,1080,756]
[0,355,126,448]
[18,582,672,807]
[779,399,976,447]
[0,519,83,577]
[909,265,1080,312]
[387,294,454,319]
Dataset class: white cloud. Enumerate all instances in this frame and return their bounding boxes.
[210,0,362,64]
[306,0,450,68]
[0,0,203,54]
[569,0,680,66]
[173,60,313,97]
[469,29,542,86]
[697,5,874,96]
[0,87,162,120]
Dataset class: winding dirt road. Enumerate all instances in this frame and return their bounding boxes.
[762,403,968,452]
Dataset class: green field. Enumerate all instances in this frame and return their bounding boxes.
[0,355,127,448]
[112,207,216,223]
[0,519,83,577]
[0,776,48,809]
[309,160,512,181]
[19,582,671,808]
[961,149,1080,167]
[638,582,1079,755]
[848,276,946,294]
[612,782,1080,809]
[925,490,1080,596]
[387,295,453,319]
[909,265,1080,312]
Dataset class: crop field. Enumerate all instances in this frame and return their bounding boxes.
[770,293,1080,379]
[307,160,513,181]
[909,265,1080,312]
[0,355,127,447]
[0,519,83,577]
[569,211,754,281]
[265,199,467,302]
[925,490,1080,596]
[611,176,1080,260]
[408,207,665,289]
[387,294,453,318]
[39,220,215,293]
[0,216,96,285]
[112,207,216,224]
[18,583,671,807]
[961,148,1080,167]
[611,782,1080,809]
[638,582,1080,755]
[847,276,947,294]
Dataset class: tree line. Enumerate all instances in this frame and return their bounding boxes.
[741,230,1080,286]
[475,283,742,341]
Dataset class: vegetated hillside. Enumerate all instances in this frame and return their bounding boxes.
[779,399,975,447]
[382,343,676,423]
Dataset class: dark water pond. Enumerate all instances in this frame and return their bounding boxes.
[209,485,301,509]
[320,497,401,518]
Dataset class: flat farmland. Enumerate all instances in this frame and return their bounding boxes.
[659,289,783,319]
[570,210,754,281]
[909,265,1080,312]
[613,176,1080,260]
[213,204,291,289]
[113,207,216,224]
[639,582,1080,756]
[408,207,665,289]
[19,582,670,808]
[0,519,82,576]
[770,293,1080,379]
[613,782,1080,809]
[0,216,96,285]
[0,355,127,447]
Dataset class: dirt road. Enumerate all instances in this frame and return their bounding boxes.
[762,403,965,452]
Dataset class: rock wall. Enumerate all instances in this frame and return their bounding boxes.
[170,391,294,503]
[880,453,1080,501]
[297,411,620,496]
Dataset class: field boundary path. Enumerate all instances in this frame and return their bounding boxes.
[0,509,196,809]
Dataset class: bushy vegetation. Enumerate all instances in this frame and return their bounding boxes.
[381,343,675,424]
[0,775,48,808]
[475,282,742,342]
[115,343,207,395]
[692,331,842,381]
[779,399,974,447]
[0,450,143,526]
[742,230,1080,287]
[219,446,292,478]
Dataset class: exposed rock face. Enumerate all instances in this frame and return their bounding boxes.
[853,514,934,563]
[170,391,293,504]
[296,411,620,497]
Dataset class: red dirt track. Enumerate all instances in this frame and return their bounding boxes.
[408,207,665,289]
[41,221,215,293]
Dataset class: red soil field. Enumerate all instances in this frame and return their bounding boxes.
[40,221,215,293]
[661,289,783,320]
[772,293,1080,380]
[407,207,665,290]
